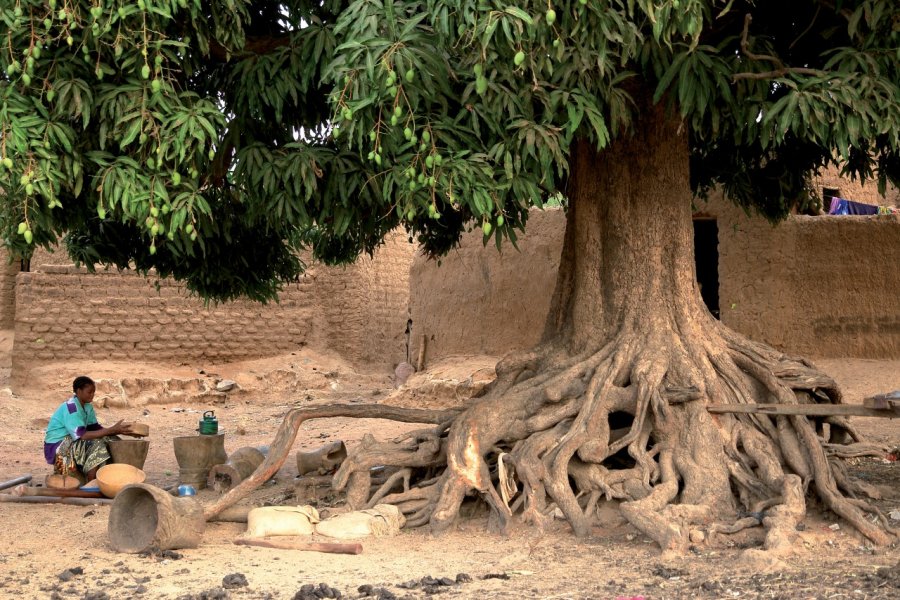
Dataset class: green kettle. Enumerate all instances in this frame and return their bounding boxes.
[199,411,219,435]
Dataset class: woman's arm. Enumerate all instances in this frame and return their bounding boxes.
[81,420,133,440]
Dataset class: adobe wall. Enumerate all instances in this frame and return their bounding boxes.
[410,200,900,363]
[714,200,900,357]
[11,234,415,385]
[409,209,562,362]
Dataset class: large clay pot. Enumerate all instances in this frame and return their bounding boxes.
[108,440,150,470]
[173,434,227,489]
[108,483,205,552]
[208,446,267,492]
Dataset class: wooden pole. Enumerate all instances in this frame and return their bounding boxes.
[234,538,362,555]
[9,486,104,499]
[707,403,900,418]
[0,475,32,491]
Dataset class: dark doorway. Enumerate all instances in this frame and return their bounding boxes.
[693,219,719,319]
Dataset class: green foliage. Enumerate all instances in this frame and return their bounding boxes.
[0,0,898,300]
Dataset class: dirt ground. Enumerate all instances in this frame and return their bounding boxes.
[0,336,898,600]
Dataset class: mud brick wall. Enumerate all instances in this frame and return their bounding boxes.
[12,235,415,380]
[410,198,900,363]
[310,230,415,365]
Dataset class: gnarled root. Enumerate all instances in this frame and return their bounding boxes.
[207,326,895,555]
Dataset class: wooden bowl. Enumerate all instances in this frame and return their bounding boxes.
[45,473,83,490]
[128,423,150,437]
[97,463,146,498]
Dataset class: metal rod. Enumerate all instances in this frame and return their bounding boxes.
[0,494,113,506]
[0,475,32,491]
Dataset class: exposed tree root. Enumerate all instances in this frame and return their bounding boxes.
[204,322,895,555]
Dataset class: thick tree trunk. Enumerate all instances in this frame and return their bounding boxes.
[545,99,706,350]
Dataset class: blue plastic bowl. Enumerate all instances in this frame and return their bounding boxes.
[177,484,196,497]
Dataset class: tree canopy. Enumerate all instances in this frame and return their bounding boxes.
[1,0,898,301]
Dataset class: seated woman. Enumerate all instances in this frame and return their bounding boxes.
[43,376,136,483]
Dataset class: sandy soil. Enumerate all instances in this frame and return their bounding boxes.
[0,342,898,600]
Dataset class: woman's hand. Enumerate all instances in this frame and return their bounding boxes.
[109,420,135,436]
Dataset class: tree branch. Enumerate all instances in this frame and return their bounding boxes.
[733,67,822,82]
[207,34,293,62]
[732,13,823,82]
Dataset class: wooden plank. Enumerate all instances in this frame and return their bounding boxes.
[707,403,900,418]
[863,396,900,410]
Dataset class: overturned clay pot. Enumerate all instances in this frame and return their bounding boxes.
[108,483,205,552]
[208,446,268,492]
[296,440,347,476]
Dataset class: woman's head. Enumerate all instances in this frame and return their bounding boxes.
[73,376,96,403]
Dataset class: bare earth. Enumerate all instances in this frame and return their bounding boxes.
[0,336,897,600]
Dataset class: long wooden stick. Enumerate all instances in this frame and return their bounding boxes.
[203,404,459,520]
[0,495,113,506]
[11,486,105,498]
[234,538,362,555]
[707,403,900,418]
[0,475,32,491]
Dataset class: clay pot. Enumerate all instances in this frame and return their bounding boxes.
[173,434,227,489]
[296,441,347,476]
[108,483,205,552]
[97,463,146,498]
[108,440,150,470]
[208,446,267,492]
